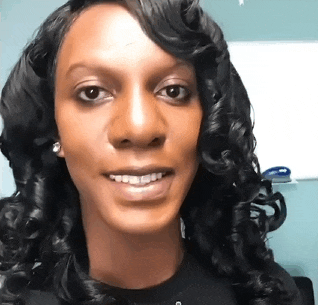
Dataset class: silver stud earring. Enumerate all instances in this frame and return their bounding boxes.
[52,142,61,154]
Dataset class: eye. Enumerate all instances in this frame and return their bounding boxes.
[158,85,191,102]
[77,86,112,103]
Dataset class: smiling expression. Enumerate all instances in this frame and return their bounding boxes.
[54,3,203,234]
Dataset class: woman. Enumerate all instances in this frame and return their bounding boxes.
[0,0,302,304]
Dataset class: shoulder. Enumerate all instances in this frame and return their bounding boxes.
[24,289,60,305]
[265,261,303,305]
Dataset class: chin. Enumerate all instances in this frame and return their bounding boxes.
[101,201,181,236]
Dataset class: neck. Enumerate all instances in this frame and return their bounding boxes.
[83,212,185,289]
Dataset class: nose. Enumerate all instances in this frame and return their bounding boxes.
[108,88,167,149]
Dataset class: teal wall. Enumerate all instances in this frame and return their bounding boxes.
[201,0,318,42]
[1,0,317,302]
[270,181,318,302]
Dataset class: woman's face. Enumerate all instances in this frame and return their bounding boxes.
[54,3,203,234]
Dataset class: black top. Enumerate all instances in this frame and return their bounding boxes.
[109,251,237,304]
[25,251,303,305]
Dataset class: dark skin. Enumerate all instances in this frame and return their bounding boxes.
[54,4,202,289]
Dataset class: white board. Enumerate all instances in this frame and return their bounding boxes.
[229,41,318,180]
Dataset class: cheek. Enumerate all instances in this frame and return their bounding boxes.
[172,107,202,158]
[55,112,100,183]
[169,106,202,195]
[56,100,101,155]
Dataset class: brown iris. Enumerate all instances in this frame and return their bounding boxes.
[166,85,180,98]
[85,86,100,99]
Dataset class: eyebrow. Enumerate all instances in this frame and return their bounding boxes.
[65,59,193,78]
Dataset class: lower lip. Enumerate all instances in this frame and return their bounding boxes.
[106,174,173,203]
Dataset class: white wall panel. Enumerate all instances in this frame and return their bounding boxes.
[229,41,318,179]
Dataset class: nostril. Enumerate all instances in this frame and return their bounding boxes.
[149,137,163,147]
[119,139,130,147]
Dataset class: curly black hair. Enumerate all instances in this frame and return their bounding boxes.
[0,0,291,304]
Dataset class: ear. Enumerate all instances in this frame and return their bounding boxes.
[58,145,65,158]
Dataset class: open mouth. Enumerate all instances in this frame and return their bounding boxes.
[104,169,174,202]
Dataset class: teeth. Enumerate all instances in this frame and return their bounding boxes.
[141,174,151,184]
[115,175,122,183]
[129,176,140,185]
[109,172,166,185]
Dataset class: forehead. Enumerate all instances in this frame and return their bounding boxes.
[64,3,145,51]
[56,3,195,80]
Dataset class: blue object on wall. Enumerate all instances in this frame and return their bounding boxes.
[262,166,292,183]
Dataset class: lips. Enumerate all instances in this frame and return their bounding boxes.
[103,166,174,202]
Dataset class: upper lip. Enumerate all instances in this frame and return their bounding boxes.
[104,166,174,176]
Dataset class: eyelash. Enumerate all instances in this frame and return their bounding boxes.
[76,84,191,104]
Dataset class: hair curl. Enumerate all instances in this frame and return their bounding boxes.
[0,0,291,304]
